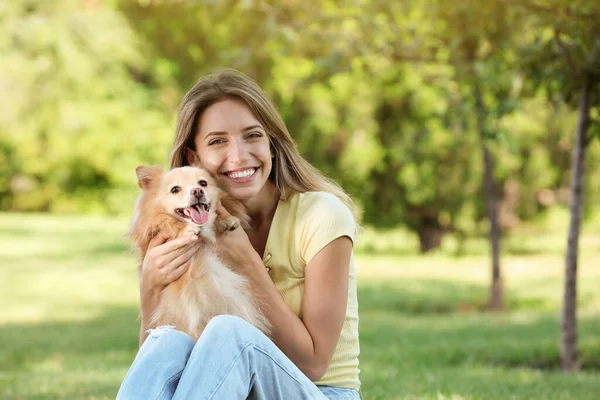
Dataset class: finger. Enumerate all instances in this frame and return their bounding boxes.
[170,260,192,282]
[148,231,170,250]
[158,240,201,267]
[165,244,199,278]
[156,233,198,256]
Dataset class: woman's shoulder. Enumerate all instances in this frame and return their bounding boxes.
[293,191,357,263]
[294,191,355,229]
[296,191,351,214]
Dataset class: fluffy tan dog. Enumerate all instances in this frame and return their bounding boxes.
[128,165,270,340]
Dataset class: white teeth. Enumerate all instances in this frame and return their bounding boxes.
[227,168,255,179]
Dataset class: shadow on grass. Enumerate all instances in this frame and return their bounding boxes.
[358,276,600,316]
[358,279,489,315]
[358,279,563,315]
[358,280,600,373]
[0,305,139,366]
[0,305,140,399]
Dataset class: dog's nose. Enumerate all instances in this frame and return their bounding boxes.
[191,188,204,198]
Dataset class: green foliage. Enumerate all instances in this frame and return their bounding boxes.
[0,136,20,210]
[0,0,599,243]
[519,0,600,102]
[365,64,482,238]
[0,0,173,214]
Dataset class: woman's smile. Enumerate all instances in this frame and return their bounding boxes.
[223,167,259,182]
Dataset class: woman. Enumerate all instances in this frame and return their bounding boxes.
[117,69,360,399]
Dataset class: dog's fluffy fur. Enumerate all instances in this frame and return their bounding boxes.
[128,165,270,340]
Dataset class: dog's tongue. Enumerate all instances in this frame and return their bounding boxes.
[187,205,208,224]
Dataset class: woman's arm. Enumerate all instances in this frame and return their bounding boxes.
[216,223,352,381]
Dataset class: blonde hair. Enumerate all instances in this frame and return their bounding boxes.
[169,69,357,216]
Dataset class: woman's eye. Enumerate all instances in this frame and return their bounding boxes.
[170,186,181,194]
[247,132,262,139]
[208,138,225,145]
[199,180,207,187]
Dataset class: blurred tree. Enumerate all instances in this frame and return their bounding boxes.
[0,133,20,210]
[429,0,527,310]
[367,64,482,253]
[117,0,282,95]
[0,0,173,213]
[1,0,597,269]
[261,0,486,252]
[518,0,600,372]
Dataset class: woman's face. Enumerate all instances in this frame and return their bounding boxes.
[190,98,274,201]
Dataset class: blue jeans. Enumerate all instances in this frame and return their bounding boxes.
[117,315,360,400]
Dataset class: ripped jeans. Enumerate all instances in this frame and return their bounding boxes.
[116,315,360,400]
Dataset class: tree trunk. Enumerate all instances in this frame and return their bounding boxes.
[473,82,503,312]
[417,225,444,253]
[560,77,593,372]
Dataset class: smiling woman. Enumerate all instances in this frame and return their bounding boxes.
[117,69,361,400]
[187,98,275,204]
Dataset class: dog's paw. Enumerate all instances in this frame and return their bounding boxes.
[183,225,202,237]
[216,216,240,234]
[228,220,240,231]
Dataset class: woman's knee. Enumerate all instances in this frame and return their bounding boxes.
[147,325,192,340]
[144,325,196,353]
[205,314,253,333]
[201,315,262,344]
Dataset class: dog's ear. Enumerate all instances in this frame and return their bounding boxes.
[136,165,163,189]
[218,189,251,229]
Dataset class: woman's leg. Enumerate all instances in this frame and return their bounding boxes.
[117,325,196,400]
[172,315,328,400]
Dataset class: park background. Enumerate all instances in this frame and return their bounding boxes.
[1,0,599,399]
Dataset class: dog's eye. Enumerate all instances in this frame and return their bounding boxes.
[170,186,181,194]
[199,180,207,187]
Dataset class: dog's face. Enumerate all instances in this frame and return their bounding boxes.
[161,167,220,226]
[136,165,220,230]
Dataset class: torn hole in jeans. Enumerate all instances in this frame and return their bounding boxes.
[146,325,176,338]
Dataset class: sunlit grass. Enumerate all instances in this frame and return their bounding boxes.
[1,212,599,399]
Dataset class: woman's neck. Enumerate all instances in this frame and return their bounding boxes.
[241,180,280,227]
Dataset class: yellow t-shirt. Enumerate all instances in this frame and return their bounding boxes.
[262,191,360,390]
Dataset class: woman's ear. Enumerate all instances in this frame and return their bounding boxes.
[185,147,199,166]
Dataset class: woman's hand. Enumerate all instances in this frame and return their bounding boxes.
[137,232,200,346]
[139,232,201,309]
[215,202,262,274]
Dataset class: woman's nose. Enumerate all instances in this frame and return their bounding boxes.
[227,139,248,163]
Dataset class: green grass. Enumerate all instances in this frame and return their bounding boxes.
[1,212,600,399]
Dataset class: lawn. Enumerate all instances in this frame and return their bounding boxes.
[1,212,599,399]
